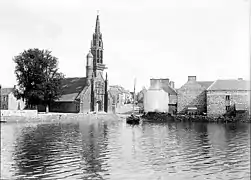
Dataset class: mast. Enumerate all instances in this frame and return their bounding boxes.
[132,78,136,114]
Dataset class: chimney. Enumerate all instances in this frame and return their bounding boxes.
[188,76,196,82]
[169,81,175,89]
[160,78,169,86]
[150,79,162,89]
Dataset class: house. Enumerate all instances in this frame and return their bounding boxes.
[137,87,147,103]
[124,90,133,104]
[109,86,123,108]
[0,86,25,110]
[38,14,113,113]
[207,78,250,117]
[177,76,213,115]
[143,78,177,114]
[109,85,131,107]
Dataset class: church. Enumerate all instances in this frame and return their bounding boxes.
[41,14,113,113]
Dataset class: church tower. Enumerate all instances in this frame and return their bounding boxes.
[90,14,106,77]
[86,51,93,84]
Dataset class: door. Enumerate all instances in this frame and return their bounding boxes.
[96,101,102,112]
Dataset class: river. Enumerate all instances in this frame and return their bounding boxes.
[1,116,250,180]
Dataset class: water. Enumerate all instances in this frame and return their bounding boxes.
[1,117,250,180]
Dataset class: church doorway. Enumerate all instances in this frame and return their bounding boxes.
[96,101,102,112]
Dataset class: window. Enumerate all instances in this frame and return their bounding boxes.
[226,106,230,111]
[226,95,230,101]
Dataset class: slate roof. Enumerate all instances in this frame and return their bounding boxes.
[1,88,14,95]
[197,81,214,89]
[109,87,122,97]
[207,79,250,91]
[162,84,177,95]
[57,77,88,102]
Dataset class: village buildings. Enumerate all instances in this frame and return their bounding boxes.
[177,76,250,117]
[207,79,250,116]
[109,85,133,107]
[143,78,177,115]
[142,75,250,117]
[0,86,25,110]
[177,76,213,115]
[38,14,113,113]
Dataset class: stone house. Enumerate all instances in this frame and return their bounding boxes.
[109,86,123,108]
[144,78,177,114]
[38,14,113,113]
[109,85,132,106]
[0,87,25,110]
[207,79,250,117]
[177,76,213,115]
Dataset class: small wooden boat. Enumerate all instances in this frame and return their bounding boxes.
[126,78,140,125]
[126,114,140,124]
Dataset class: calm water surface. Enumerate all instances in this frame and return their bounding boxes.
[1,116,250,180]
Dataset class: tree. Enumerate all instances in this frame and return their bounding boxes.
[13,48,65,112]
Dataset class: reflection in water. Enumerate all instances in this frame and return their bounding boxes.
[79,115,109,179]
[1,119,250,180]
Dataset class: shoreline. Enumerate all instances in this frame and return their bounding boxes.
[141,113,251,123]
[0,112,121,124]
[1,106,250,124]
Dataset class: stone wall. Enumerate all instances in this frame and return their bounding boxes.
[50,102,79,113]
[80,86,92,113]
[207,90,250,117]
[1,110,38,117]
[177,81,207,114]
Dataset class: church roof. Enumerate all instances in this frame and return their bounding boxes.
[57,77,88,102]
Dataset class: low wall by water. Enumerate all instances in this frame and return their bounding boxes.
[1,110,38,117]
[1,112,118,123]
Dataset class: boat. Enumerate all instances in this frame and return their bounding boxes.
[126,78,140,125]
[126,114,140,124]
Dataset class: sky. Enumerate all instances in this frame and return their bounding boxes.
[0,0,250,92]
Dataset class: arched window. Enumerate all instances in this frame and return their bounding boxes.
[3,104,6,109]
[101,51,103,63]
[99,40,101,47]
[97,50,99,63]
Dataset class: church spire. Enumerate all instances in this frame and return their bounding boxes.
[91,12,106,77]
[95,11,100,34]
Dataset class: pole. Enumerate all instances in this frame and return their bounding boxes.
[249,0,251,115]
[249,0,251,75]
[132,78,136,115]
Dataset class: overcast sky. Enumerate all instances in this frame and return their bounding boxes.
[0,0,250,92]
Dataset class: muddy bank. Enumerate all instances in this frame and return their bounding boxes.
[141,113,251,123]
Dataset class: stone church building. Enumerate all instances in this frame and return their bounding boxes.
[39,15,113,113]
